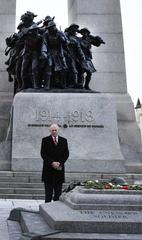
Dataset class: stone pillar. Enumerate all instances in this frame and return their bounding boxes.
[68,0,126,93]
[0,0,16,140]
[68,0,142,170]
[0,0,16,169]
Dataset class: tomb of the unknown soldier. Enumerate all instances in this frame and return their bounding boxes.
[0,0,142,239]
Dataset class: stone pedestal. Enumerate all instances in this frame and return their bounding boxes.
[0,0,142,174]
[68,0,142,170]
[12,92,125,173]
[0,0,15,170]
[68,0,126,94]
[39,186,142,235]
[7,186,142,240]
[0,0,15,123]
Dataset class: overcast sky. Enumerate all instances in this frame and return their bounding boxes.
[16,0,142,105]
[16,0,68,30]
[120,0,142,105]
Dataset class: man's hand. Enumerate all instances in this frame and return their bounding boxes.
[51,161,60,169]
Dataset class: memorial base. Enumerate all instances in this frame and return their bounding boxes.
[12,92,125,173]
[39,186,142,234]
[8,186,142,240]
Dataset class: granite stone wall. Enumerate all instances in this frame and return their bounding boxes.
[68,0,142,165]
[0,0,16,169]
[0,0,16,142]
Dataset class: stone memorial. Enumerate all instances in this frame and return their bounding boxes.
[0,0,141,175]
[12,92,125,173]
[39,186,142,235]
[7,186,142,239]
[3,0,142,239]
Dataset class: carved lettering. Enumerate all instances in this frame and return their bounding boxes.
[28,109,104,128]
[79,210,138,220]
[35,109,95,124]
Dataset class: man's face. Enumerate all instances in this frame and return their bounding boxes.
[50,127,59,137]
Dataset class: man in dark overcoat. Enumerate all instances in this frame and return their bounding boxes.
[40,123,69,202]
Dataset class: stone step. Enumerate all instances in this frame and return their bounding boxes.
[0,176,41,183]
[1,171,142,181]
[0,171,41,177]
[0,182,44,188]
[0,171,142,199]
[20,211,59,236]
[40,201,142,234]
[32,233,142,240]
[0,187,45,194]
[64,173,142,183]
[8,210,142,240]
[0,193,44,199]
[0,171,43,198]
[0,181,68,189]
[7,220,22,240]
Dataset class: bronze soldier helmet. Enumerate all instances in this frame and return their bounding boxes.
[79,28,90,35]
[26,11,38,18]
[46,21,56,29]
[67,23,79,31]
[28,24,39,31]
[66,24,79,35]
[44,16,55,21]
[20,11,37,22]
[20,13,28,21]
[43,16,55,26]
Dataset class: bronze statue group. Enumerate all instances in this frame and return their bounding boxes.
[5,11,105,94]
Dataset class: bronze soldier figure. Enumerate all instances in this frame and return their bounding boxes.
[41,21,68,89]
[64,24,85,89]
[79,27,105,90]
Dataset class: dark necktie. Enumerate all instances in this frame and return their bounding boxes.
[54,136,58,145]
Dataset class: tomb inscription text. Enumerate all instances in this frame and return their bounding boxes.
[80,210,138,220]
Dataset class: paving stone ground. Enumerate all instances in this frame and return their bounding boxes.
[0,198,44,240]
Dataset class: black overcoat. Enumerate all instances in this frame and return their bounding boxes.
[40,135,69,183]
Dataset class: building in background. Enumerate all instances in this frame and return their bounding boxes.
[135,98,142,139]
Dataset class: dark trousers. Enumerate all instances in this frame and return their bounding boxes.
[44,181,63,203]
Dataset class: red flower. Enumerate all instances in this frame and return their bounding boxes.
[122,185,129,190]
